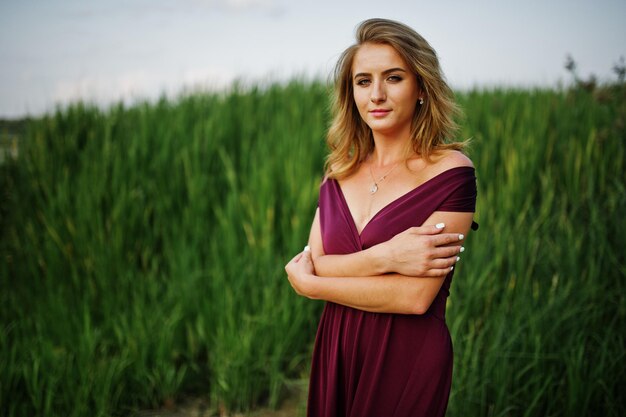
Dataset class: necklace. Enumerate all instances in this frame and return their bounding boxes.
[368,161,400,194]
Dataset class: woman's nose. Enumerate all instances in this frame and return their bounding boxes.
[370,82,386,103]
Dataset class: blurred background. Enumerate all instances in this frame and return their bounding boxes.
[1,1,625,417]
[1,0,625,118]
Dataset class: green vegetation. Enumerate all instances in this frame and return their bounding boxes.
[1,79,624,416]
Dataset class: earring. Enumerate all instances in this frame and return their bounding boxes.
[419,98,424,105]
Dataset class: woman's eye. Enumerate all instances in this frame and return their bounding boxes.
[356,79,371,86]
[387,75,402,82]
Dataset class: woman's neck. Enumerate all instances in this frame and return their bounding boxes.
[370,131,413,167]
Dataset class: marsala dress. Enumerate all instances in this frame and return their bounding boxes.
[308,166,477,417]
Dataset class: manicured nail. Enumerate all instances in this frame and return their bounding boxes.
[456,256,461,262]
[303,245,310,252]
[435,223,445,229]
[458,234,464,240]
[460,246,465,253]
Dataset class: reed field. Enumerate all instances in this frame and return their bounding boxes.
[0,79,624,417]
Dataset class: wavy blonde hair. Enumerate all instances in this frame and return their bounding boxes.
[325,18,466,179]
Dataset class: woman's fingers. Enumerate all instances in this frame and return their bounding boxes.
[288,247,313,264]
[430,254,461,269]
[285,249,314,275]
[422,255,462,277]
[407,252,463,277]
[405,224,444,236]
[428,245,464,259]
[299,250,313,268]
[285,249,316,297]
[428,233,465,247]
[409,225,465,244]
[425,266,457,277]
[403,227,464,247]
[285,252,303,274]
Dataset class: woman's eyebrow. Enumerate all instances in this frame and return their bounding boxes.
[353,67,408,79]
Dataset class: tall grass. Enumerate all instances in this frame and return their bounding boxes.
[1,81,624,416]
[449,86,625,416]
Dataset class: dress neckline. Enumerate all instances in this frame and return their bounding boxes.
[332,166,474,237]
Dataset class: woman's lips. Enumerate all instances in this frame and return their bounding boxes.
[369,109,391,117]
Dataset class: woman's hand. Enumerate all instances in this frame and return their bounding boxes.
[285,249,316,297]
[381,223,465,277]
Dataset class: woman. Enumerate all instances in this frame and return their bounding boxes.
[285,18,477,417]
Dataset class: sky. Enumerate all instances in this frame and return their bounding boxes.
[1,0,625,118]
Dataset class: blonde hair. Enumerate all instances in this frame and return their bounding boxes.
[325,18,466,179]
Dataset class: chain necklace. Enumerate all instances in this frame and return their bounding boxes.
[368,160,400,194]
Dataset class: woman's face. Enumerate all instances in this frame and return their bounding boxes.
[351,42,421,138]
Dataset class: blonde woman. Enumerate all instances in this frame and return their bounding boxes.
[285,18,478,417]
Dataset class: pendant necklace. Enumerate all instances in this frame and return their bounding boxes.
[368,161,400,194]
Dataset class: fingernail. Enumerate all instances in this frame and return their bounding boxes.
[458,234,464,240]
[456,256,461,262]
[435,223,445,229]
[460,246,465,253]
[303,245,310,252]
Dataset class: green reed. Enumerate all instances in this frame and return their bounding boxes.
[0,81,624,416]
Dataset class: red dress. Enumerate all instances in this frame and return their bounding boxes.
[308,166,477,417]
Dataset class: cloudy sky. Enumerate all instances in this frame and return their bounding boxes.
[1,0,624,118]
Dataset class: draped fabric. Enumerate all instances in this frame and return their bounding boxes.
[308,166,477,417]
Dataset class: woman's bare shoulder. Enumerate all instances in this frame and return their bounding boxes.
[406,150,474,182]
[433,150,474,170]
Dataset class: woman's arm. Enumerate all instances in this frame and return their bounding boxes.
[308,208,468,278]
[286,210,474,314]
[286,252,444,314]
